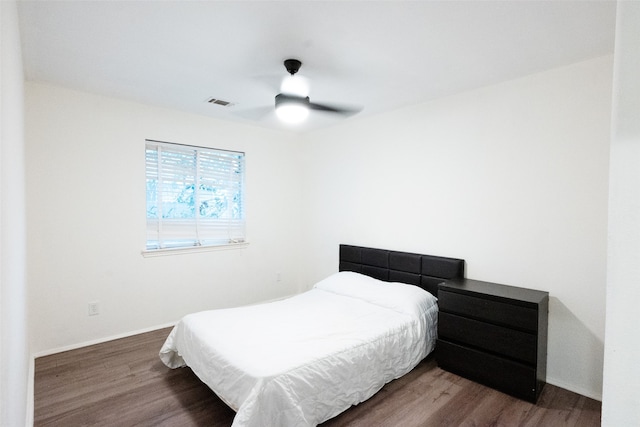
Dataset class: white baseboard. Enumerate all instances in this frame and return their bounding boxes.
[32,322,177,359]
[546,376,603,402]
[31,296,300,360]
[26,356,34,427]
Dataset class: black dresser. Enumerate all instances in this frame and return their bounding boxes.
[436,278,549,403]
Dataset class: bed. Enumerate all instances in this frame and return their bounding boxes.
[159,244,465,426]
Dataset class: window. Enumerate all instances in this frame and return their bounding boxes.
[145,140,245,251]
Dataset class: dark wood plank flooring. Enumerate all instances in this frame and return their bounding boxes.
[34,327,601,426]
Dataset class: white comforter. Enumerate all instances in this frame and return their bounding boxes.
[159,272,438,427]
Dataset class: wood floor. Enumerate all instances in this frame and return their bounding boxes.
[34,327,602,426]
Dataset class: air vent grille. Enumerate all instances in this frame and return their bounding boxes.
[207,98,234,107]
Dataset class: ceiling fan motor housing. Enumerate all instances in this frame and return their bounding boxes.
[275,93,310,107]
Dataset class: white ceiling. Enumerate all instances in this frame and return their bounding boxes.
[17,0,617,133]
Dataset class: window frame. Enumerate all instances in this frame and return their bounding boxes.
[143,139,247,255]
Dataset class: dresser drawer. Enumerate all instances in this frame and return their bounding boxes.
[438,312,537,364]
[439,290,538,332]
[436,339,539,403]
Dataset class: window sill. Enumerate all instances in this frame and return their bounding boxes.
[141,242,249,258]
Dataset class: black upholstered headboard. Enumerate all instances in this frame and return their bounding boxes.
[339,244,465,297]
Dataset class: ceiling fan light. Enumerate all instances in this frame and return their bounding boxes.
[276,103,309,124]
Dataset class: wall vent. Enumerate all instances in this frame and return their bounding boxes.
[207,97,234,107]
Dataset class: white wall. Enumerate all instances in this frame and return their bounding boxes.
[25,55,612,402]
[1,1,29,425]
[26,83,304,354]
[300,56,612,400]
[602,1,640,425]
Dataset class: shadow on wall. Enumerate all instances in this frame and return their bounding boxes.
[547,296,604,400]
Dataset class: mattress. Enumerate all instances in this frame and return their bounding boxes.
[159,271,438,426]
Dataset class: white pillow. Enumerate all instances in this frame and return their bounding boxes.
[313,271,437,317]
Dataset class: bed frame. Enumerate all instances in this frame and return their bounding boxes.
[339,244,465,297]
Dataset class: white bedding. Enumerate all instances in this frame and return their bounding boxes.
[159,272,438,426]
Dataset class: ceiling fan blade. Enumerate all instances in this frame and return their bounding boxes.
[274,93,362,119]
[308,101,362,116]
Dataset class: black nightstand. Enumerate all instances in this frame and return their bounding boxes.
[436,278,549,403]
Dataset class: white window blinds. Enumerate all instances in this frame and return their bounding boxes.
[145,140,245,250]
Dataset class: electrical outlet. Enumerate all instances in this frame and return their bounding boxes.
[276,272,281,282]
[88,301,99,316]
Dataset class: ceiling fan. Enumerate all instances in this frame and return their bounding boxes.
[274,59,361,124]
